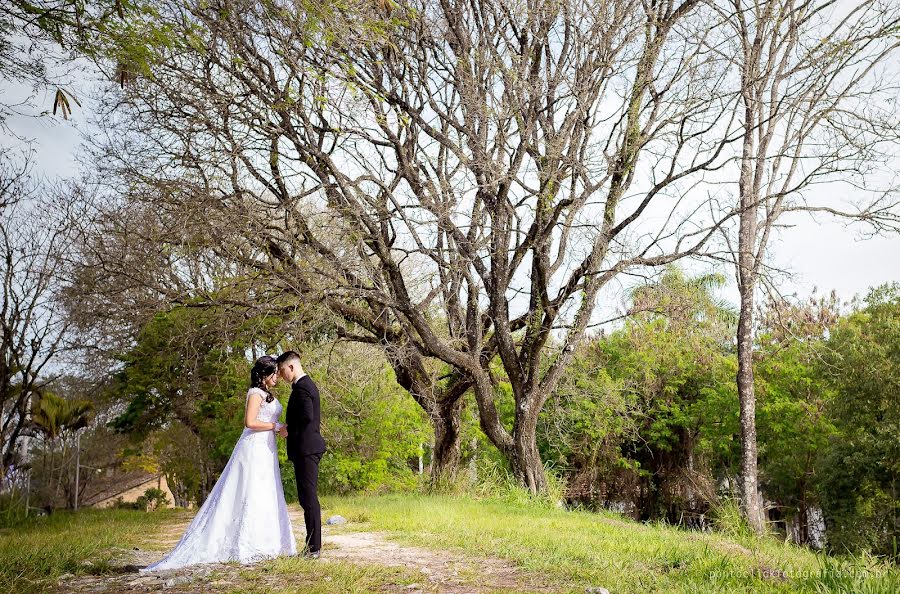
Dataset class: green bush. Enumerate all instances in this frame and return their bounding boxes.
[135,487,169,511]
[314,360,430,496]
[110,488,169,511]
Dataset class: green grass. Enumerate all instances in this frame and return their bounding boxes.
[0,496,897,593]
[0,507,188,593]
[324,495,900,594]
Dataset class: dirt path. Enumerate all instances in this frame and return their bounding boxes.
[58,507,557,593]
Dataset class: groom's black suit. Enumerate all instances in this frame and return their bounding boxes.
[285,374,326,553]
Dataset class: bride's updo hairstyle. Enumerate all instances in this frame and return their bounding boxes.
[250,355,278,403]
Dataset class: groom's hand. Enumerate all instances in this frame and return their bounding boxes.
[278,425,288,438]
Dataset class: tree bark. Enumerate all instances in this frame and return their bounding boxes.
[512,429,547,494]
[387,349,470,482]
[736,288,764,534]
[505,398,547,494]
[736,143,765,533]
[735,42,765,531]
[431,398,464,481]
[797,488,809,546]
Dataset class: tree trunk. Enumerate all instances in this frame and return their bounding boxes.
[797,501,809,546]
[736,287,765,534]
[736,69,765,533]
[511,407,547,494]
[512,437,547,494]
[797,476,809,545]
[387,351,467,483]
[430,398,463,482]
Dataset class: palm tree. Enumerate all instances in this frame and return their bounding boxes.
[30,391,92,440]
[629,266,738,331]
[30,391,93,507]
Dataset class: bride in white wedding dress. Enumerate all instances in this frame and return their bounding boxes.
[142,356,297,571]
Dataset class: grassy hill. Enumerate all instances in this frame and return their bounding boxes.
[329,495,898,593]
[1,494,897,593]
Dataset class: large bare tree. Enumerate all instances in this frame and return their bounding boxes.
[81,0,744,490]
[712,0,900,532]
[0,156,72,478]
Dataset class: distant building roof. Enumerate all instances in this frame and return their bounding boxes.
[82,471,163,507]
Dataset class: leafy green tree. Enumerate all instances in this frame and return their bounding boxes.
[540,268,738,521]
[817,284,900,558]
[753,292,842,545]
[109,307,245,435]
[109,305,432,503]
[108,305,254,505]
[538,344,637,505]
[308,344,431,495]
[599,319,735,521]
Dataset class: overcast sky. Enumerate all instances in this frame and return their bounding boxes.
[4,80,899,309]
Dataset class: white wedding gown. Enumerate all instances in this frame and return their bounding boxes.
[142,388,297,571]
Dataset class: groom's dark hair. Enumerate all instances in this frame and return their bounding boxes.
[276,351,301,367]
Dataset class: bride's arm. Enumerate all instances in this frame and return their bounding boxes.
[244,391,279,432]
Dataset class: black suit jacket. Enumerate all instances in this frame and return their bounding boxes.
[285,375,326,460]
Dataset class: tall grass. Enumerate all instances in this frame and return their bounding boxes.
[805,552,900,594]
[327,495,900,594]
[425,458,569,510]
[710,497,763,541]
[0,508,184,593]
[0,493,30,529]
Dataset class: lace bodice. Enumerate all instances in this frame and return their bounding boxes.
[247,387,283,423]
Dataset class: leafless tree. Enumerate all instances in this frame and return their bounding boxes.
[0,150,33,211]
[710,0,900,532]
[0,160,72,479]
[82,0,744,490]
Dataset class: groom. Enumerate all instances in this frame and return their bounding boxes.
[276,351,326,558]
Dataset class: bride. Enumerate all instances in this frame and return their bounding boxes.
[142,356,297,571]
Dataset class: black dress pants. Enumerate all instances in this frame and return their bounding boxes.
[293,453,323,552]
